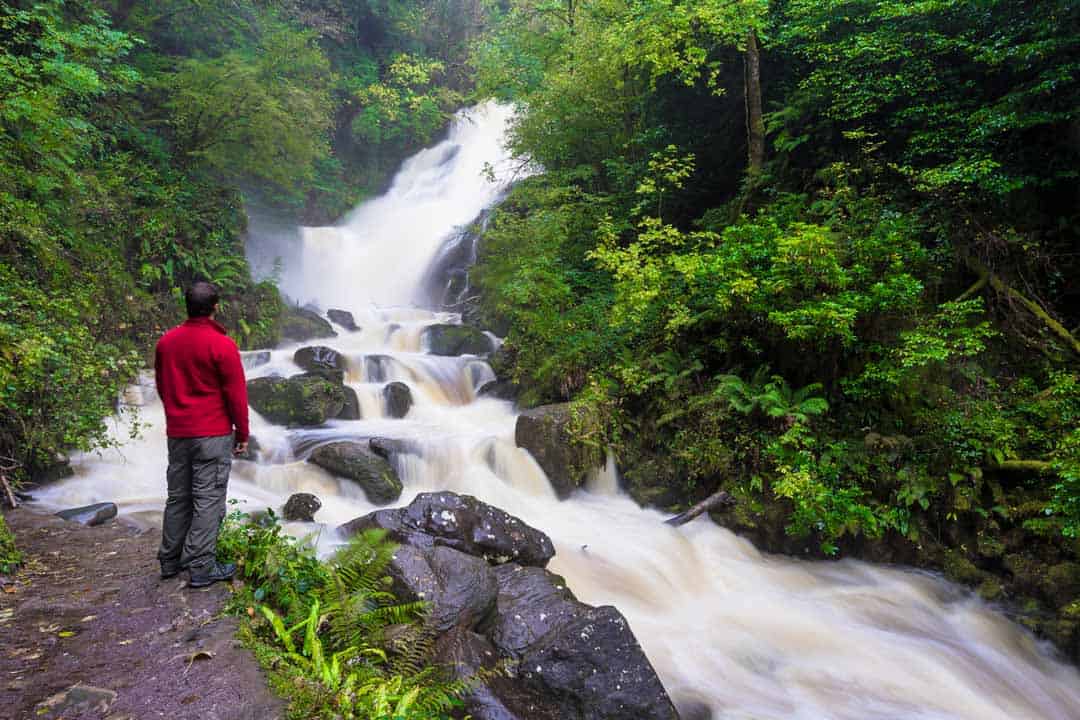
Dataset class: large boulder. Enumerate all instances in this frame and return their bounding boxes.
[422,324,496,356]
[294,346,347,374]
[309,441,402,505]
[280,307,337,342]
[515,404,603,498]
[387,545,498,632]
[248,375,345,426]
[340,492,555,568]
[339,492,678,720]
[485,565,678,720]
[384,381,413,418]
[327,308,358,331]
[282,493,322,522]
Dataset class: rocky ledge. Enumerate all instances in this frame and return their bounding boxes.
[339,492,680,720]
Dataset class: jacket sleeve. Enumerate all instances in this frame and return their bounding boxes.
[217,339,250,443]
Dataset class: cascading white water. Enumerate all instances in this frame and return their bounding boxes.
[39,102,1080,719]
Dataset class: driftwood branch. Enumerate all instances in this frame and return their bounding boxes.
[991,459,1056,476]
[665,489,736,527]
[0,460,18,509]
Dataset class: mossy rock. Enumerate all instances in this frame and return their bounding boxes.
[943,549,988,586]
[280,307,336,343]
[422,324,495,356]
[976,531,1005,559]
[247,375,345,426]
[294,346,347,373]
[618,454,688,510]
[514,403,604,498]
[1045,562,1080,608]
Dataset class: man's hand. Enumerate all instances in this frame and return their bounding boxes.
[233,441,249,457]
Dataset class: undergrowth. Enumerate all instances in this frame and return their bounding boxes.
[0,513,21,574]
[217,508,489,719]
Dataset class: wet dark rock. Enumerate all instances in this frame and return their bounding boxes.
[483,564,580,657]
[327,308,358,331]
[296,368,346,385]
[483,564,678,720]
[340,491,555,567]
[388,545,497,632]
[55,502,117,527]
[339,386,362,420]
[435,627,525,720]
[309,441,402,504]
[423,324,495,356]
[294,345,347,373]
[384,381,413,418]
[248,375,345,426]
[518,604,679,720]
[674,698,713,720]
[282,493,322,522]
[368,436,419,460]
[241,350,271,371]
[515,404,603,499]
[478,379,519,402]
[280,307,336,342]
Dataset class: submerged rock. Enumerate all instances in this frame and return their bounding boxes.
[515,404,603,498]
[384,381,413,418]
[309,441,402,504]
[247,375,345,426]
[279,307,336,342]
[56,502,117,527]
[340,491,555,567]
[282,493,322,522]
[422,324,495,356]
[327,308,358,331]
[293,345,347,374]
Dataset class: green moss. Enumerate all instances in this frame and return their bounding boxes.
[976,578,1005,602]
[942,549,987,586]
[975,532,1005,559]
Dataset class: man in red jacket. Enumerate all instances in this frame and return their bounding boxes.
[155,282,249,587]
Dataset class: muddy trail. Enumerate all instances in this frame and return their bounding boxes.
[0,508,282,720]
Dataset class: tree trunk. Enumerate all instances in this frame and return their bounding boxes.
[744,29,765,177]
[665,489,736,527]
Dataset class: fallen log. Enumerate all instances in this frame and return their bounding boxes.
[665,489,736,527]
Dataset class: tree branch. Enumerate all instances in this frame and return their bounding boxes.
[665,489,735,526]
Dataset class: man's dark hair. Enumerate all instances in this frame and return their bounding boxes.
[185,281,220,318]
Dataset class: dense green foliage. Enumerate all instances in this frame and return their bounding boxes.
[218,510,479,719]
[471,0,1080,550]
[0,0,479,487]
[0,514,21,573]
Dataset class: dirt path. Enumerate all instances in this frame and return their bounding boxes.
[0,508,283,720]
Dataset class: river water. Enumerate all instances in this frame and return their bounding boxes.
[35,103,1080,719]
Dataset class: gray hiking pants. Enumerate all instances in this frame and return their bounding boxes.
[158,435,233,572]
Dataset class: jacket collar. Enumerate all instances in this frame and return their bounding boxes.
[183,316,228,335]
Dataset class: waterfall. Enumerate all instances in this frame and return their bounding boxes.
[39,102,1080,719]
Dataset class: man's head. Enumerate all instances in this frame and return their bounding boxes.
[185,282,220,318]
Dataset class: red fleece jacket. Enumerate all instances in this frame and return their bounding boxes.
[154,317,249,443]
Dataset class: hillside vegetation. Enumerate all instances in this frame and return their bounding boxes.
[0,0,478,485]
[468,0,1080,646]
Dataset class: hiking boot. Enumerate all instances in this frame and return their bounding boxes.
[188,561,237,588]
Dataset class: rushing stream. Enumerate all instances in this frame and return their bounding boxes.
[35,104,1080,719]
